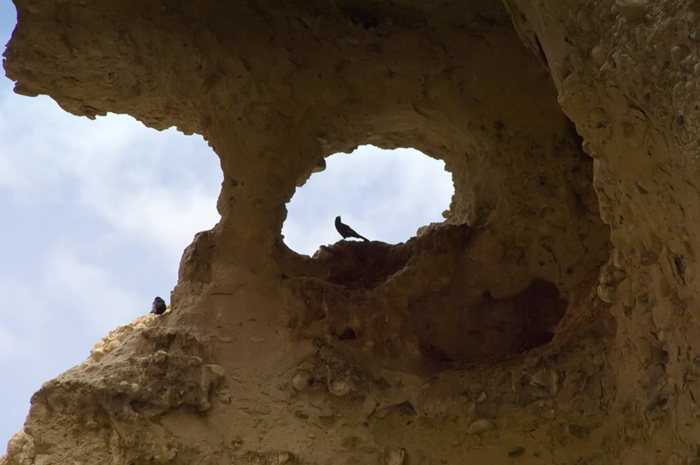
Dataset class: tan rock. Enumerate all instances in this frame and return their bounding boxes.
[4,0,695,463]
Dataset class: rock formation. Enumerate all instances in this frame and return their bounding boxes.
[2,0,698,463]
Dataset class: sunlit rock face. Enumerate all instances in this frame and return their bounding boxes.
[9,0,699,463]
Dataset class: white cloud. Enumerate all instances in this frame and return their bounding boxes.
[0,323,38,368]
[0,280,45,361]
[80,179,220,257]
[0,87,221,260]
[42,245,143,333]
[0,324,25,360]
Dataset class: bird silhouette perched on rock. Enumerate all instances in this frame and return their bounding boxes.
[335,216,369,242]
[151,296,167,315]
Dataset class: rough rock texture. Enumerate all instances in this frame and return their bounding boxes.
[5,0,698,463]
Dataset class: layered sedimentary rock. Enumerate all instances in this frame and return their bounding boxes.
[3,0,699,463]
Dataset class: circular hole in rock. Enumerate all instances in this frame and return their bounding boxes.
[337,328,357,341]
[282,145,454,255]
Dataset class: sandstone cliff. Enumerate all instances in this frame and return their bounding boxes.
[3,0,698,463]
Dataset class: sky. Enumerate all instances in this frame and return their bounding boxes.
[0,4,453,448]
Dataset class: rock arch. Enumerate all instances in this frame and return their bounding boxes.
[6,1,695,463]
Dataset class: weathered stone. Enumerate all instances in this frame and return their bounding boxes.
[4,0,696,463]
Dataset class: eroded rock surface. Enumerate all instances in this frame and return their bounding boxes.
[4,0,696,463]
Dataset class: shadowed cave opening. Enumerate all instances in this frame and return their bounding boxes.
[281,145,454,256]
[288,237,568,367]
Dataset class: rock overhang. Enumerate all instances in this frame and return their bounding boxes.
[5,0,610,401]
[6,0,665,463]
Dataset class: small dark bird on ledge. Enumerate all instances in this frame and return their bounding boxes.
[151,296,167,315]
[335,216,369,242]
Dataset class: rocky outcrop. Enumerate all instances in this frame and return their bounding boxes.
[506,2,700,462]
[4,0,698,463]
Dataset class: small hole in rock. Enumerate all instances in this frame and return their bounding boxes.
[395,401,417,416]
[338,328,357,341]
[283,145,454,255]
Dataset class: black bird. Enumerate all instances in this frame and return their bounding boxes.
[151,296,167,315]
[335,216,369,242]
